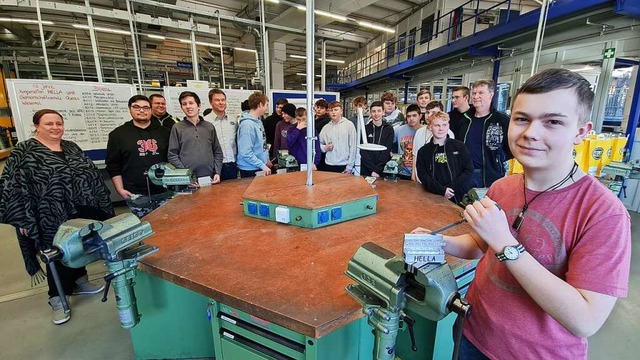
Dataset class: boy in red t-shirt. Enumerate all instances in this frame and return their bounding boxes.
[413,68,631,359]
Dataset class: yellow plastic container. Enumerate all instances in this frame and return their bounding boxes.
[511,159,524,174]
[611,135,628,162]
[588,136,606,176]
[573,139,590,173]
[601,135,615,168]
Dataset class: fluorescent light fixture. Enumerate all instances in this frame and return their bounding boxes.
[147,34,165,40]
[296,5,306,11]
[234,47,256,53]
[357,21,395,34]
[73,24,131,35]
[289,54,306,59]
[315,10,348,22]
[0,18,54,25]
[266,0,280,3]
[317,58,345,64]
[296,73,322,78]
[179,39,221,48]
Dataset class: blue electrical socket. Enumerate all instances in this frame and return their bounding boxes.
[247,202,258,215]
[331,207,342,221]
[259,203,270,218]
[318,210,329,224]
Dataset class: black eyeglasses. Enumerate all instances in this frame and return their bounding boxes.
[131,105,151,112]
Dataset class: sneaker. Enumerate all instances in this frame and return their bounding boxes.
[72,275,105,295]
[49,296,70,325]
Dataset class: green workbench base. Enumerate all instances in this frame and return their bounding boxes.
[129,271,460,359]
[129,271,215,359]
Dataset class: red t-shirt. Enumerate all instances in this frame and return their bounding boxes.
[464,174,631,359]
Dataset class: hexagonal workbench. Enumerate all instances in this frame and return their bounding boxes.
[130,173,476,360]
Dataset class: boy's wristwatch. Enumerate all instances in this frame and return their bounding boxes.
[495,244,526,262]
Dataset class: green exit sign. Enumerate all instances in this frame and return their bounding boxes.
[603,47,616,59]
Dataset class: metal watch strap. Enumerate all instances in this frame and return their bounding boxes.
[495,243,526,262]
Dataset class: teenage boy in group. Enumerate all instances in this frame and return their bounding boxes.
[360,101,394,178]
[349,96,369,129]
[381,92,405,129]
[168,91,223,184]
[149,94,179,130]
[314,99,331,169]
[319,101,357,174]
[415,111,472,203]
[287,107,321,169]
[237,92,272,178]
[448,86,474,135]
[394,104,422,180]
[106,95,172,218]
[413,68,631,360]
[264,98,288,158]
[453,79,512,188]
[416,89,432,124]
[412,101,456,182]
[204,88,238,180]
[272,103,298,155]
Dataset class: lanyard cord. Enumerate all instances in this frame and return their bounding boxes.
[512,162,579,231]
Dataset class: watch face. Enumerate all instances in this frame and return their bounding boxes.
[504,246,519,260]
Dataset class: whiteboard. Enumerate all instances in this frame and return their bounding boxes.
[6,79,136,151]
[163,87,254,121]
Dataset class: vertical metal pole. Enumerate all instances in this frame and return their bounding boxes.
[306,0,315,187]
[84,0,103,82]
[126,0,143,92]
[114,65,119,83]
[165,66,170,87]
[259,0,271,94]
[74,34,85,81]
[216,11,226,89]
[530,0,548,76]
[35,0,52,80]
[12,51,20,78]
[321,40,326,91]
[190,15,199,81]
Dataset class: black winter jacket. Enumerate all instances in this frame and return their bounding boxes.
[452,109,513,187]
[416,138,474,203]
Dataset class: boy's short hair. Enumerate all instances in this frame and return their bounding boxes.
[208,88,226,102]
[425,100,444,111]
[430,111,450,123]
[149,94,165,102]
[352,96,366,107]
[370,101,384,110]
[452,86,470,98]
[128,94,150,107]
[473,79,495,93]
[179,91,201,106]
[381,92,397,103]
[406,104,420,115]
[241,99,250,111]
[328,101,342,109]
[314,99,328,109]
[295,107,307,118]
[514,68,594,125]
[248,91,269,110]
[417,89,432,98]
[275,98,288,106]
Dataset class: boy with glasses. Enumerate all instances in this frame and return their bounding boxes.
[106,95,172,218]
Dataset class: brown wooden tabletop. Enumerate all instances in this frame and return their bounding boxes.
[139,173,472,338]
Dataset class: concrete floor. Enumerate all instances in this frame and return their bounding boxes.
[0,159,637,359]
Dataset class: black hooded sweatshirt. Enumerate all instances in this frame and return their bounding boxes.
[106,119,171,194]
[360,121,394,176]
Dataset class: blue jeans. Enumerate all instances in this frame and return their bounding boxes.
[458,335,490,360]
